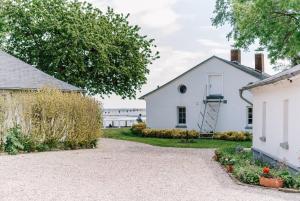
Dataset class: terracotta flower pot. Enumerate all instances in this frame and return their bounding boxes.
[259,177,283,188]
[226,165,234,173]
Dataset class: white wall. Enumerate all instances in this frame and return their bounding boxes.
[144,57,260,131]
[251,76,300,168]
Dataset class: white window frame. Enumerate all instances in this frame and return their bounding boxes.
[280,99,289,149]
[260,101,267,142]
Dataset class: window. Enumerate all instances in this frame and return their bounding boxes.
[247,107,253,125]
[178,85,187,94]
[260,101,267,142]
[178,107,186,124]
[281,99,289,149]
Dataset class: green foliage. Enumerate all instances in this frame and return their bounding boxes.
[276,170,300,189]
[141,128,199,139]
[216,146,300,189]
[234,165,261,185]
[212,0,300,66]
[131,122,147,135]
[213,131,252,141]
[4,125,24,155]
[103,128,252,148]
[21,135,38,153]
[0,0,159,98]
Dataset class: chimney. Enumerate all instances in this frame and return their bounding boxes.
[231,49,241,64]
[255,53,264,72]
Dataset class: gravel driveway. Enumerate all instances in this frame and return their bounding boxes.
[0,138,299,201]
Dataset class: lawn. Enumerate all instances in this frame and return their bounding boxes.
[102,128,252,149]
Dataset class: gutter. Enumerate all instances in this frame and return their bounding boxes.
[242,71,300,91]
[239,88,253,106]
[240,66,300,105]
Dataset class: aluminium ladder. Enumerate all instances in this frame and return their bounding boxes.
[198,95,223,138]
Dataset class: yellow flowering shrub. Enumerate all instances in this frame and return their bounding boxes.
[213,131,252,141]
[0,88,102,151]
[131,122,146,134]
[141,128,199,139]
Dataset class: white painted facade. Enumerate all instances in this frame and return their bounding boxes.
[141,56,265,132]
[250,73,300,170]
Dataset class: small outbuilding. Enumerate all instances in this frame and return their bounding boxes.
[241,65,300,171]
[0,50,84,92]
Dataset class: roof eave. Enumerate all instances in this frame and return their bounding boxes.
[139,56,270,99]
[0,87,86,93]
[242,71,300,91]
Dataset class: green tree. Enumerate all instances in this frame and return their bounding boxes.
[212,0,300,66]
[0,0,159,98]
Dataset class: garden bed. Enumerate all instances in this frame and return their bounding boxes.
[215,146,300,192]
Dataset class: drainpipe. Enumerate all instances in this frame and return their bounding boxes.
[239,88,253,106]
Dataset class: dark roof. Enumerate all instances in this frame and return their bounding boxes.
[242,64,300,90]
[139,56,269,99]
[216,56,269,80]
[0,51,85,92]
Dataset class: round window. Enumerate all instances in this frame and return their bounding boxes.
[178,85,187,94]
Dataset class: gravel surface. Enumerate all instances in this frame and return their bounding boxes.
[0,138,299,201]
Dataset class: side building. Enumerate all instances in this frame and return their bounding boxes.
[241,65,300,172]
[140,50,269,133]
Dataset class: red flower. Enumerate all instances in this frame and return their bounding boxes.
[263,167,270,174]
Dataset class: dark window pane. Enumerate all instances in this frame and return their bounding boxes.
[178,107,186,124]
[247,107,253,125]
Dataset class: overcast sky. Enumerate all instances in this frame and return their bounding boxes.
[86,0,277,109]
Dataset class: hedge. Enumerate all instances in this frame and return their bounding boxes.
[213,131,252,141]
[131,124,251,141]
[131,122,146,134]
[141,128,199,139]
[0,88,102,154]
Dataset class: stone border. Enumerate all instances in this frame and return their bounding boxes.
[217,160,300,193]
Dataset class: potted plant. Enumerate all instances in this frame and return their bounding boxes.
[225,158,235,173]
[259,167,283,188]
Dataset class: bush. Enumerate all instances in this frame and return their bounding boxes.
[213,131,252,141]
[276,170,300,189]
[131,122,147,135]
[141,128,199,139]
[4,125,24,155]
[0,88,102,153]
[234,165,261,185]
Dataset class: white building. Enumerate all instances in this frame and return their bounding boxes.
[140,50,269,133]
[241,65,300,171]
[103,108,146,128]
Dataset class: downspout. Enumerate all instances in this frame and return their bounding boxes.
[239,88,253,106]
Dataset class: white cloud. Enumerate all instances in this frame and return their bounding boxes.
[211,48,230,55]
[85,0,181,34]
[197,39,224,48]
[142,46,206,92]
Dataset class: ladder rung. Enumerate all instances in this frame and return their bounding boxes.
[200,112,205,117]
[207,113,216,120]
[205,120,214,129]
